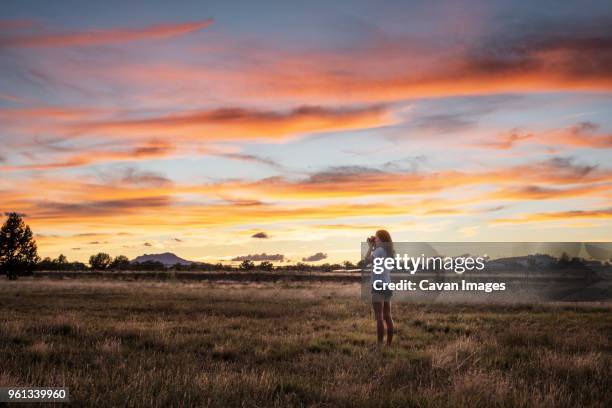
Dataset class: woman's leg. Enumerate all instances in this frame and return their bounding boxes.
[372,301,384,344]
[383,301,394,346]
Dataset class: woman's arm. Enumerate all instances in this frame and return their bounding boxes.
[365,242,375,262]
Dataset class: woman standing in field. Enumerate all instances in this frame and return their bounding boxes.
[365,230,395,346]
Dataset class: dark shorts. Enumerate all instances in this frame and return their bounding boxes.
[371,288,393,302]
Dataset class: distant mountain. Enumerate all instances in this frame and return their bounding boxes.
[131,252,193,266]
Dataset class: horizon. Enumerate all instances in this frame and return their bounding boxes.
[34,243,612,267]
[2,0,612,264]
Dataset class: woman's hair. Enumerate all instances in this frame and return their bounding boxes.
[375,229,395,257]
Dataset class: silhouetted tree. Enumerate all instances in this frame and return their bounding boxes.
[0,213,39,280]
[69,261,87,271]
[37,257,54,271]
[53,254,68,270]
[258,261,274,271]
[36,255,86,271]
[527,256,536,272]
[239,259,255,270]
[558,252,571,268]
[89,252,112,270]
[132,260,165,271]
[110,255,130,271]
[319,263,333,272]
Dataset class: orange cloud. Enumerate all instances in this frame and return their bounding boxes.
[478,122,612,151]
[476,131,534,150]
[89,29,612,105]
[0,19,213,47]
[0,106,95,121]
[552,122,612,148]
[486,184,612,200]
[1,140,175,171]
[5,157,609,233]
[11,195,437,229]
[3,20,611,116]
[5,172,486,231]
[8,158,608,208]
[66,105,393,141]
[1,103,392,149]
[315,224,386,230]
[493,208,612,224]
[192,159,612,200]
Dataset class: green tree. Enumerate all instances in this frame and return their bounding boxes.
[0,212,40,280]
[89,252,112,270]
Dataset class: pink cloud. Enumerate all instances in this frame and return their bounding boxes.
[0,19,213,48]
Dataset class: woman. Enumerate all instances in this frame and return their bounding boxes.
[365,229,395,347]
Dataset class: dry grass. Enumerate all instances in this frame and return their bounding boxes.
[0,278,610,407]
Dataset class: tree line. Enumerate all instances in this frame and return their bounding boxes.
[1,213,362,280]
[35,254,360,272]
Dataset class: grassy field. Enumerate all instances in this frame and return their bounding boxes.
[0,278,611,407]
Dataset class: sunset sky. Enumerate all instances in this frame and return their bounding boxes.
[1,0,611,264]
